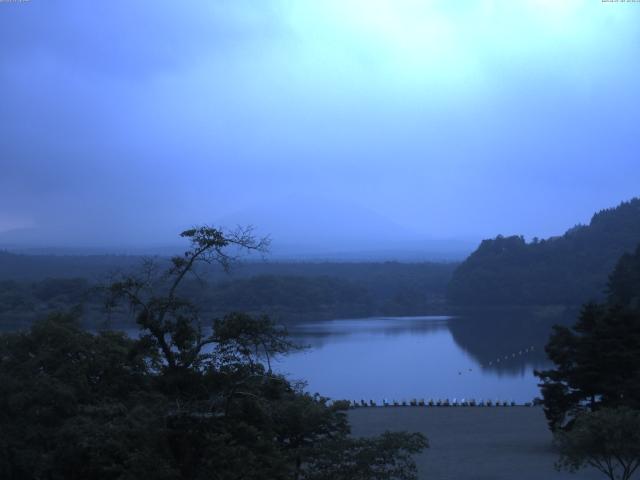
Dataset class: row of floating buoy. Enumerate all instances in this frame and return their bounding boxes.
[485,345,536,367]
[349,398,535,408]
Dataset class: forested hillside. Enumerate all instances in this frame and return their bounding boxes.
[448,198,640,306]
[0,256,456,327]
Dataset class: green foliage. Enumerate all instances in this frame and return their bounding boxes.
[449,198,640,306]
[301,431,428,480]
[555,407,640,480]
[0,259,456,328]
[536,245,640,431]
[205,275,374,318]
[0,278,90,315]
[0,280,32,312]
[213,312,296,372]
[32,278,89,303]
[106,226,270,371]
[0,226,427,479]
[608,245,640,310]
[0,251,142,281]
[0,315,427,479]
[0,311,159,480]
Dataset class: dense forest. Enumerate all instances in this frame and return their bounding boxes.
[448,198,640,306]
[3,198,640,323]
[0,227,427,479]
[0,255,456,328]
[536,243,640,431]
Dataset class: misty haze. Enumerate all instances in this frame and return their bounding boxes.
[1,2,640,480]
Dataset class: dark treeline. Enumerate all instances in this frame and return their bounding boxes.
[533,244,640,479]
[0,227,427,480]
[0,252,142,281]
[198,262,455,320]
[202,262,456,319]
[448,198,640,306]
[537,243,640,430]
[0,256,457,328]
[0,252,457,284]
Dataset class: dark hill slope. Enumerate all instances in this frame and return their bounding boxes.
[448,198,640,306]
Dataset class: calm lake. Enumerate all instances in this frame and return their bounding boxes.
[1,308,573,404]
[275,311,571,404]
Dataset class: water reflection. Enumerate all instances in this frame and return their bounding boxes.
[451,308,578,374]
[277,309,577,402]
[288,316,450,349]
[1,308,577,403]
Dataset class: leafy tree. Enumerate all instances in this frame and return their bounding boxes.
[555,407,640,480]
[1,226,428,479]
[107,225,271,372]
[0,310,161,480]
[536,245,640,431]
[608,245,640,310]
[301,431,428,480]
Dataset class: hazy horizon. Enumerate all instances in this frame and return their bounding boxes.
[1,1,639,258]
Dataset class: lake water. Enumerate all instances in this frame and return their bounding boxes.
[1,308,572,404]
[275,312,566,404]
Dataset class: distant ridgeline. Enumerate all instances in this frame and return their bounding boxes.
[448,198,640,306]
[0,255,457,326]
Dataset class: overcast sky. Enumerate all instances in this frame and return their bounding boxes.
[1,0,639,256]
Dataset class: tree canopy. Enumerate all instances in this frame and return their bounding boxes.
[448,198,640,306]
[536,244,640,431]
[555,407,640,480]
[0,226,427,480]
